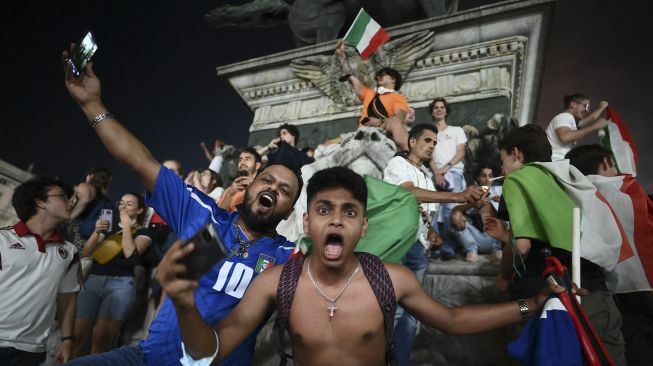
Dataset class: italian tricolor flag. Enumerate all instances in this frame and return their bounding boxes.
[503,161,633,272]
[589,174,653,293]
[343,8,390,60]
[602,106,638,176]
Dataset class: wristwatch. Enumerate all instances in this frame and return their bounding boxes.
[517,299,530,323]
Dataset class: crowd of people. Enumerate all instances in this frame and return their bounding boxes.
[0,40,651,366]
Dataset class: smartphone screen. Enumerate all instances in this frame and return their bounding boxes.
[99,209,113,233]
[178,224,227,279]
[70,31,98,77]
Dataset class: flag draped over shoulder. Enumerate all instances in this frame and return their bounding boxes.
[508,296,585,366]
[502,161,632,271]
[343,8,390,59]
[588,174,653,293]
[602,106,638,176]
[301,175,419,263]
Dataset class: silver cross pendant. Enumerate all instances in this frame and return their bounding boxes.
[327,302,337,319]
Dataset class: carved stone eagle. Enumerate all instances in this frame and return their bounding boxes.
[290,30,435,107]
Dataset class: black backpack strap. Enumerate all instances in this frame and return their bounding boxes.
[358,252,397,364]
[274,254,305,365]
[367,93,390,121]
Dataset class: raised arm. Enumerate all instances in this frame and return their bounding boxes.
[156,241,277,362]
[555,118,608,144]
[335,40,367,101]
[577,100,608,128]
[62,51,160,192]
[200,142,214,162]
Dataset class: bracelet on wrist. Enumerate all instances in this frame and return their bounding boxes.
[517,299,531,323]
[61,335,76,342]
[90,112,114,128]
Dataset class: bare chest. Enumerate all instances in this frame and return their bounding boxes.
[287,277,386,362]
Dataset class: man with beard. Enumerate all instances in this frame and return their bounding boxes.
[158,167,566,366]
[62,53,302,365]
[219,147,262,212]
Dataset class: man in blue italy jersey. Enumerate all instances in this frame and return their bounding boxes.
[62,51,302,365]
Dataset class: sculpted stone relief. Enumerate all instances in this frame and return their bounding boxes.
[245,35,526,129]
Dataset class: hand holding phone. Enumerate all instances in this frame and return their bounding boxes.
[177,224,227,279]
[99,209,113,233]
[69,31,98,77]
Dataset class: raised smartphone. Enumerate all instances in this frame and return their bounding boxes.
[99,208,113,232]
[69,31,98,77]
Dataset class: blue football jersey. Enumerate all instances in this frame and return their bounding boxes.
[140,166,294,366]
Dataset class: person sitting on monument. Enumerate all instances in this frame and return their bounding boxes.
[450,163,503,263]
[335,40,410,151]
[257,123,314,167]
[158,166,568,366]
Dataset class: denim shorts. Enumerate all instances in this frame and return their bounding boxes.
[76,274,135,321]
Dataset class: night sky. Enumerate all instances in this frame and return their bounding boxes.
[2,0,651,200]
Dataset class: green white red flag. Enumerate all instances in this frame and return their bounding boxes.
[343,8,390,60]
[502,161,633,271]
[602,106,638,176]
[588,174,653,293]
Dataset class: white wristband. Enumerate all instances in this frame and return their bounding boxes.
[179,328,220,366]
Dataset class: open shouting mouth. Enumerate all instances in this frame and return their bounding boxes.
[257,191,276,211]
[324,233,344,260]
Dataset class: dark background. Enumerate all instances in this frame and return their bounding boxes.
[1,0,651,200]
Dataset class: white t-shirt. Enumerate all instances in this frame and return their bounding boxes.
[384,156,439,248]
[383,156,438,215]
[546,112,577,161]
[433,125,467,169]
[0,223,81,353]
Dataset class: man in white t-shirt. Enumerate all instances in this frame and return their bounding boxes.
[383,123,484,366]
[427,98,468,259]
[545,93,609,161]
[0,177,81,366]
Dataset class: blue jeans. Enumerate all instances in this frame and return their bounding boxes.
[64,346,146,365]
[434,168,466,257]
[394,241,429,366]
[453,222,501,254]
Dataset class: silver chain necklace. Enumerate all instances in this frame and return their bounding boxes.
[306,257,360,320]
